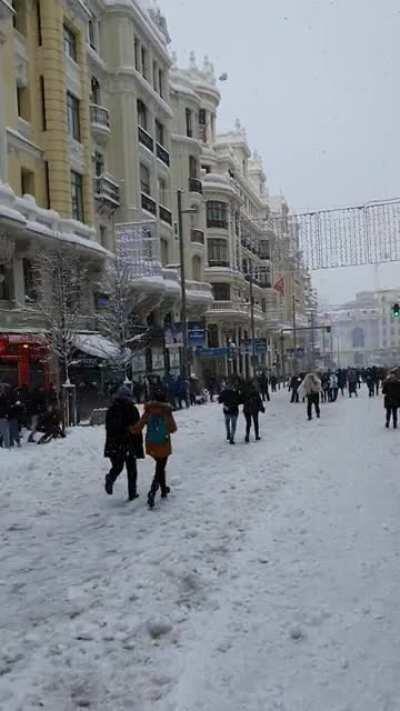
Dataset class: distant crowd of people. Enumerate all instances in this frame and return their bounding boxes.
[0,384,64,448]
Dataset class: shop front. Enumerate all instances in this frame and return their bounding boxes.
[0,334,50,388]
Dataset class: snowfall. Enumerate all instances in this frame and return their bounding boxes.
[1,389,400,711]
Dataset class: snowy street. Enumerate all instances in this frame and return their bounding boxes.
[2,390,400,711]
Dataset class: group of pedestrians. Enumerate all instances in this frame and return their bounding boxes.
[218,379,265,445]
[0,384,63,448]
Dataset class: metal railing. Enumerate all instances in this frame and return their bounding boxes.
[93,175,120,205]
[189,177,203,194]
[138,126,154,152]
[90,104,110,129]
[159,204,172,225]
[209,300,249,313]
[190,229,205,244]
[141,192,157,215]
[156,143,170,166]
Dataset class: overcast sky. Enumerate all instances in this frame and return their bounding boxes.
[160,0,400,304]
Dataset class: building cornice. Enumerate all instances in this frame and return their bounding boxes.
[111,67,173,118]
[103,1,171,64]
[6,127,43,160]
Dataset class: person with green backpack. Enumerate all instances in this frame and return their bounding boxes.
[134,388,177,509]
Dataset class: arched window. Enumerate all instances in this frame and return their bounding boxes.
[192,255,202,282]
[352,327,365,348]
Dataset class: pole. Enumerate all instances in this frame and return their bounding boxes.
[280,329,285,383]
[249,268,256,376]
[292,293,297,373]
[177,190,190,407]
[310,309,316,369]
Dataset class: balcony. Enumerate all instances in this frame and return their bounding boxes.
[138,126,154,152]
[156,143,170,166]
[141,192,157,216]
[90,104,111,143]
[191,229,205,245]
[159,204,172,225]
[94,175,120,213]
[208,259,230,268]
[208,301,249,317]
[189,177,203,194]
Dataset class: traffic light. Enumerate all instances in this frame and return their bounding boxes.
[392,303,400,319]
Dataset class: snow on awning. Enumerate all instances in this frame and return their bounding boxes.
[74,333,125,361]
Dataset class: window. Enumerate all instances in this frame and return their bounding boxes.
[352,327,365,349]
[212,283,230,301]
[39,76,46,130]
[208,238,229,267]
[259,240,270,259]
[36,0,42,45]
[23,259,37,303]
[21,168,35,197]
[185,108,193,138]
[158,177,167,205]
[153,61,158,91]
[90,76,101,104]
[155,119,164,145]
[12,0,27,34]
[208,324,219,348]
[189,156,198,178]
[71,171,84,222]
[199,108,207,142]
[137,99,148,131]
[44,161,50,208]
[134,37,140,71]
[16,85,30,121]
[93,151,104,177]
[141,46,148,79]
[159,69,164,98]
[192,255,202,282]
[66,92,80,141]
[64,25,77,62]
[234,211,240,236]
[202,164,211,174]
[88,19,97,50]
[207,201,228,229]
[0,265,11,301]
[99,225,107,248]
[140,163,151,195]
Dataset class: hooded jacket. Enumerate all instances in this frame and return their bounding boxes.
[134,401,177,459]
[104,395,144,460]
[299,373,322,398]
[382,373,400,409]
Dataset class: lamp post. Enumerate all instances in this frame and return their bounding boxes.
[177,190,198,407]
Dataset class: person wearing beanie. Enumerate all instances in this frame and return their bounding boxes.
[104,385,144,500]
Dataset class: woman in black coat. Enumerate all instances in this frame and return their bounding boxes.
[242,382,265,442]
[104,386,144,500]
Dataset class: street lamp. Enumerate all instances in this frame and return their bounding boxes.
[177,190,199,407]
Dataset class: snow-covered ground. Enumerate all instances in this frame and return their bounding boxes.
[1,389,400,711]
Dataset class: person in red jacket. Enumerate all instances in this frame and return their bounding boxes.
[134,389,177,509]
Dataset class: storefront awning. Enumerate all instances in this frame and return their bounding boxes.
[74,333,127,361]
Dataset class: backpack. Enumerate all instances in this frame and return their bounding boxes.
[146,414,168,446]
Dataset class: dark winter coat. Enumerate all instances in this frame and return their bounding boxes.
[219,388,241,416]
[0,394,9,419]
[242,389,265,416]
[104,398,144,459]
[382,376,400,409]
[134,401,177,460]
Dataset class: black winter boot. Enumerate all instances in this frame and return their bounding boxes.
[105,476,113,495]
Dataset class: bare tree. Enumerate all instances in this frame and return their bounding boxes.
[96,252,149,375]
[32,247,88,385]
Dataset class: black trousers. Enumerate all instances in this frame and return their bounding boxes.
[290,390,299,403]
[245,413,260,439]
[386,407,398,428]
[108,454,138,499]
[150,457,169,495]
[307,393,320,419]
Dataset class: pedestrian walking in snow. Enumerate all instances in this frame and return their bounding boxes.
[134,389,177,509]
[329,373,339,402]
[104,386,144,501]
[348,370,358,398]
[299,372,322,421]
[289,374,301,403]
[242,382,265,442]
[0,391,10,448]
[219,381,241,445]
[382,370,400,429]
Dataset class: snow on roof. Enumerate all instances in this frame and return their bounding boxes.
[74,333,122,360]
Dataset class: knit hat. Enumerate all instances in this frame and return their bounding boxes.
[115,385,132,401]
